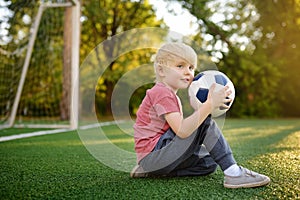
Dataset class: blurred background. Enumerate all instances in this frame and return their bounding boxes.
[1,0,299,128]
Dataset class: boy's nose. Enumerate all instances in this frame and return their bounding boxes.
[184,67,193,75]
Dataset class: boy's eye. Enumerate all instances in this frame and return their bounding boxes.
[177,65,184,68]
[189,66,195,71]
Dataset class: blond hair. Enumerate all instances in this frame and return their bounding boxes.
[154,43,197,80]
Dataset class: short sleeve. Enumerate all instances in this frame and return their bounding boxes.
[154,96,180,117]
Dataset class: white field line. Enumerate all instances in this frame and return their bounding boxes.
[0,120,126,142]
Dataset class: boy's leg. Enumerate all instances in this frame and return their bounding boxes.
[139,117,211,175]
[203,118,236,171]
[172,153,218,176]
[135,117,270,188]
[169,120,236,176]
[139,117,236,175]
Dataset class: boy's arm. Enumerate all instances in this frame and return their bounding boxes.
[165,102,212,138]
[165,84,231,139]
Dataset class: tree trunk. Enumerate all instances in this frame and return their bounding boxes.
[104,79,113,116]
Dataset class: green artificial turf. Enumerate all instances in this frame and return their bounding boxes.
[0,119,299,199]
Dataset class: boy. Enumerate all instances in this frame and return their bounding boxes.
[131,42,270,188]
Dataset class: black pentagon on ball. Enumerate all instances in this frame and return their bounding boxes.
[193,72,205,81]
[196,88,208,103]
[214,74,228,86]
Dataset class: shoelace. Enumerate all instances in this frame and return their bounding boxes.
[243,167,258,177]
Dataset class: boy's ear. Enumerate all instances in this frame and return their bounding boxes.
[157,64,165,77]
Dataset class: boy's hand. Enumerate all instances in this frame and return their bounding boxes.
[206,83,232,112]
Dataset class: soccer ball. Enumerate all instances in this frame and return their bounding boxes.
[188,70,235,117]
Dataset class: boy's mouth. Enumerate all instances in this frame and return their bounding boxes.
[181,78,190,83]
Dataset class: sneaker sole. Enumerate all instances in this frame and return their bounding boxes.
[224,177,270,188]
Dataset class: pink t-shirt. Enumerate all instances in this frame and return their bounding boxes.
[134,82,182,163]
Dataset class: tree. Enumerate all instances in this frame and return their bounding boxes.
[80,0,165,116]
[174,0,284,117]
[249,0,300,116]
[0,0,71,121]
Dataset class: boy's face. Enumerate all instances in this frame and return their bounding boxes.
[159,56,195,92]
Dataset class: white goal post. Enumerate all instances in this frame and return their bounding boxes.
[0,0,80,129]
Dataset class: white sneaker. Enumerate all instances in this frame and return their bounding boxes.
[224,166,270,188]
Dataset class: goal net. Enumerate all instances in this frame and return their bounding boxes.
[0,0,80,129]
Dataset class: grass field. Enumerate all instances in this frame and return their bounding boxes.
[0,119,299,199]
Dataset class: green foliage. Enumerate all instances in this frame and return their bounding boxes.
[219,49,281,117]
[0,1,35,119]
[249,0,300,116]
[80,0,165,116]
[2,0,300,119]
[0,1,69,120]
[177,0,300,117]
[19,8,65,117]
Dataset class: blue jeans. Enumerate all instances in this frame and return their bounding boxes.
[139,117,236,176]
